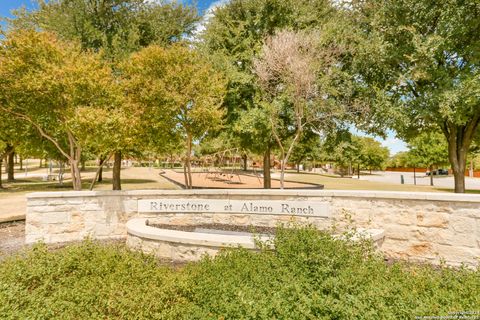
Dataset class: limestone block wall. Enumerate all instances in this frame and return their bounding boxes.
[26,190,480,266]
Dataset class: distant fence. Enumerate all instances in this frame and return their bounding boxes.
[386,167,428,173]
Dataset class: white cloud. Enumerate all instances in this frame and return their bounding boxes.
[380,136,408,155]
[194,0,229,36]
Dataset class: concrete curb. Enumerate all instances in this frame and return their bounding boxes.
[0,214,25,224]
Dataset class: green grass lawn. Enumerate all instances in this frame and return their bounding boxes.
[0,166,178,198]
[2,166,478,195]
[282,172,443,192]
[1,227,478,319]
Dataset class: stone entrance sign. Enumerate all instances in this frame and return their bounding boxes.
[138,199,330,217]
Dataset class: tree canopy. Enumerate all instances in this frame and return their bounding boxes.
[350,0,480,192]
[0,30,121,190]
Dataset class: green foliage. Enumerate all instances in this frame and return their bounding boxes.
[8,0,199,62]
[387,152,412,168]
[0,30,121,189]
[0,241,190,319]
[407,131,449,168]
[123,44,226,187]
[322,131,390,171]
[124,44,226,146]
[351,0,480,191]
[358,136,390,171]
[201,0,336,156]
[1,228,479,319]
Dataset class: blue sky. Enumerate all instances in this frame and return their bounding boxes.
[0,0,220,19]
[0,0,407,155]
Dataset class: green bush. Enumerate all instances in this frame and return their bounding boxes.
[1,227,479,319]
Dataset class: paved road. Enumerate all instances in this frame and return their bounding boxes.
[359,171,480,190]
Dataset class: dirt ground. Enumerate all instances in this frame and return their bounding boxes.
[161,169,322,189]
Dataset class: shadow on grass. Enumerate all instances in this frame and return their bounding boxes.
[0,177,158,194]
[92,178,157,185]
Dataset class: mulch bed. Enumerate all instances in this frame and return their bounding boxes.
[147,222,277,235]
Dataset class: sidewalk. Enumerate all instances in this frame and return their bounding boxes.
[0,195,26,223]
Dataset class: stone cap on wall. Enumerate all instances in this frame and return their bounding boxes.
[26,189,480,203]
[127,218,271,249]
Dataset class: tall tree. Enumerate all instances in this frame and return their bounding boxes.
[201,0,335,188]
[0,30,121,190]
[123,44,226,189]
[357,137,390,173]
[254,29,352,188]
[408,131,449,186]
[351,0,480,192]
[9,0,199,190]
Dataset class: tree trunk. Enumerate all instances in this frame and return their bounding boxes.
[297,162,300,173]
[81,160,86,172]
[413,166,416,185]
[112,151,122,190]
[0,157,3,188]
[183,162,189,189]
[19,157,23,170]
[446,133,468,193]
[357,164,360,179]
[184,135,193,189]
[4,145,13,175]
[70,161,82,190]
[7,150,14,182]
[242,154,248,171]
[90,155,111,191]
[453,165,466,193]
[263,146,271,189]
[98,156,106,182]
[442,117,480,193]
[39,158,43,168]
[279,159,286,189]
[429,165,434,186]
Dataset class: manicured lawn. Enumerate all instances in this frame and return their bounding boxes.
[282,172,442,192]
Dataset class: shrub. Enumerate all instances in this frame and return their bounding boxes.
[0,227,479,319]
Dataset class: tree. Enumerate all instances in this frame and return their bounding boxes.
[357,137,390,173]
[123,44,226,189]
[9,0,199,190]
[201,0,335,188]
[321,130,360,176]
[407,131,449,186]
[0,103,29,184]
[254,29,361,188]
[351,0,480,193]
[322,132,389,176]
[289,131,322,173]
[0,30,121,190]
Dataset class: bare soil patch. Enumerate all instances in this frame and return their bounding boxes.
[161,170,322,189]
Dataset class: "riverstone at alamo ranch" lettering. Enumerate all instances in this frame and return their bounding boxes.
[138,199,330,217]
[150,201,210,212]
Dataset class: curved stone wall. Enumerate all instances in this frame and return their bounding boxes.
[26,189,480,266]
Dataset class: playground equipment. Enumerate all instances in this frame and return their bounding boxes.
[203,148,243,184]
